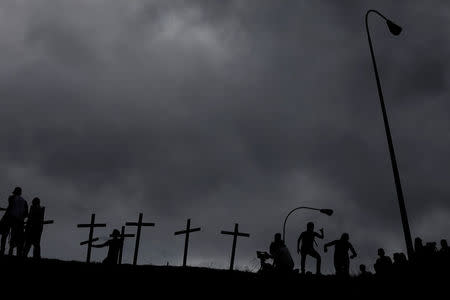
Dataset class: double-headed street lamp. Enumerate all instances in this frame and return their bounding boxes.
[282,206,333,242]
[365,9,414,259]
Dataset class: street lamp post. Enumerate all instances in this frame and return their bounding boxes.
[365,9,414,259]
[282,206,333,242]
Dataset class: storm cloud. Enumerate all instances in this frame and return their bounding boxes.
[0,0,449,273]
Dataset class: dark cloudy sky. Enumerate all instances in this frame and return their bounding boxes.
[0,0,449,274]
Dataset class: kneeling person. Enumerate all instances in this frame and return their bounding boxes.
[92,229,123,265]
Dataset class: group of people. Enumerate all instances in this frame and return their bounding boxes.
[0,187,45,258]
[266,221,450,278]
[268,221,357,276]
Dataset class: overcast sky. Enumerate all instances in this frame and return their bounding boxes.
[0,0,449,274]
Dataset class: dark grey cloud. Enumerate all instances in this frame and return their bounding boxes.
[0,0,449,273]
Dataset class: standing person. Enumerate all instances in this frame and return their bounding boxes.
[297,222,324,275]
[24,197,44,259]
[374,248,392,277]
[0,204,11,256]
[92,229,123,265]
[359,264,372,278]
[6,187,28,256]
[324,233,357,276]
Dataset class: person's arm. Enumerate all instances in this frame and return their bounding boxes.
[297,233,303,254]
[316,228,324,239]
[23,202,29,219]
[324,240,337,252]
[349,243,357,259]
[92,240,109,248]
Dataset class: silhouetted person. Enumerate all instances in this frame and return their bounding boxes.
[269,233,294,272]
[439,239,450,271]
[392,252,408,276]
[92,229,123,265]
[297,222,323,275]
[0,205,11,256]
[414,237,425,263]
[23,198,44,259]
[359,264,372,278]
[374,248,392,277]
[5,187,28,256]
[324,233,357,277]
[440,239,449,253]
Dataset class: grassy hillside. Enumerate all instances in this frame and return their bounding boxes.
[0,256,445,298]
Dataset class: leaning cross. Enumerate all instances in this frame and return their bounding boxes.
[41,207,55,226]
[126,213,155,265]
[112,225,135,265]
[24,207,54,227]
[221,223,250,270]
[174,218,201,267]
[77,213,106,263]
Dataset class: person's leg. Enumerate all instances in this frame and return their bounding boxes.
[0,233,8,255]
[33,241,41,259]
[343,258,350,276]
[300,251,307,274]
[310,249,321,274]
[9,222,17,256]
[16,223,24,257]
[23,239,31,258]
[334,260,341,276]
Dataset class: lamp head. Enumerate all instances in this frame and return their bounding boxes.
[386,19,402,36]
[319,209,333,216]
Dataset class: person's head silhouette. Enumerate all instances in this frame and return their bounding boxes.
[111,229,120,238]
[306,222,314,232]
[378,248,385,257]
[341,233,349,241]
[274,233,282,242]
[32,197,40,206]
[13,187,22,196]
[415,237,423,249]
[441,239,448,249]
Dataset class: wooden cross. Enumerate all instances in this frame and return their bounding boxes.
[174,218,201,267]
[126,213,155,265]
[77,213,106,263]
[221,223,250,270]
[112,226,135,265]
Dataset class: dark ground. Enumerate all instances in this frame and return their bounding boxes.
[0,256,446,298]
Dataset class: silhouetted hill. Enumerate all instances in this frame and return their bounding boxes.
[0,256,445,298]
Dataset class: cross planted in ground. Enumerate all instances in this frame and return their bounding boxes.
[126,213,155,265]
[174,218,201,267]
[221,223,250,270]
[77,213,106,263]
[112,225,135,264]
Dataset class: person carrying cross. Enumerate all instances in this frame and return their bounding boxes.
[324,233,357,277]
[297,222,324,275]
[3,187,28,256]
[92,229,123,265]
[24,197,45,259]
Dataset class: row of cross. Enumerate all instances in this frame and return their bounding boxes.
[77,213,250,270]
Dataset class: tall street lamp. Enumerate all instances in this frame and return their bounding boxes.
[365,9,414,259]
[282,206,333,242]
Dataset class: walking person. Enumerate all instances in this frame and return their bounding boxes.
[24,197,45,259]
[324,233,357,276]
[5,187,28,256]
